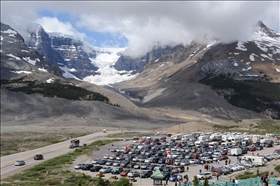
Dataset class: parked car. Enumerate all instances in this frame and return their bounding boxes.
[81,164,94,170]
[111,167,123,174]
[140,170,153,178]
[90,166,103,172]
[15,160,25,166]
[34,154,44,160]
[74,163,86,169]
[99,167,112,173]
[92,159,99,164]
[120,169,130,176]
[169,174,178,182]
[127,171,140,178]
[196,172,213,180]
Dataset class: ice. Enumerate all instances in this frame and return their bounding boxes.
[59,66,80,80]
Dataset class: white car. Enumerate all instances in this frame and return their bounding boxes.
[92,159,99,164]
[103,154,110,159]
[74,163,86,169]
[196,172,212,180]
[15,160,25,166]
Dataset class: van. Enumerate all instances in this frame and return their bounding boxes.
[242,155,266,166]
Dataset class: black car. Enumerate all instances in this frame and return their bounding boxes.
[34,154,44,160]
[81,164,94,170]
[98,159,107,165]
[140,170,153,178]
[90,166,103,172]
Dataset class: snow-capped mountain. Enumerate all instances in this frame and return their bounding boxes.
[0,22,61,80]
[24,24,136,85]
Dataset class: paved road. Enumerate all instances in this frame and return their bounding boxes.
[0,130,122,179]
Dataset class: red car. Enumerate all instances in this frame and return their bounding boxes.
[219,155,228,160]
[248,146,256,151]
[221,150,228,155]
[120,169,130,176]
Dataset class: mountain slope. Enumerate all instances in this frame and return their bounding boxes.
[113,21,280,119]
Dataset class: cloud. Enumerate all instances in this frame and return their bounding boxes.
[36,17,86,40]
[1,1,279,58]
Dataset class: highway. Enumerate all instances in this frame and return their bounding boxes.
[0,130,121,179]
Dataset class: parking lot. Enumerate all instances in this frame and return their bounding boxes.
[73,132,280,185]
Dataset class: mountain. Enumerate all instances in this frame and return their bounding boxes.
[1,21,279,123]
[0,22,62,80]
[112,21,280,119]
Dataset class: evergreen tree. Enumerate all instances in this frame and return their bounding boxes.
[203,178,210,186]
[193,175,199,186]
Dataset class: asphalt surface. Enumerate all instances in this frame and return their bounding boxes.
[0,130,122,179]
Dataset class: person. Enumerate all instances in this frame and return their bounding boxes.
[175,181,178,186]
[186,166,189,172]
[199,169,202,174]
[165,177,168,185]
[262,174,268,186]
[232,179,235,184]
[228,159,231,164]
[225,159,228,165]
[218,159,220,164]
[216,174,219,180]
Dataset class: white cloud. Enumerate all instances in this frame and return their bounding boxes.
[37,17,86,40]
[1,1,279,58]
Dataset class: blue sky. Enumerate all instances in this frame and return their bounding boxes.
[36,9,128,48]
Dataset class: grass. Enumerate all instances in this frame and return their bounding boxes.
[212,119,280,135]
[0,131,89,157]
[236,171,269,180]
[3,139,120,186]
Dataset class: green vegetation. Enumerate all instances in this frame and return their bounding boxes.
[213,125,239,132]
[1,78,112,104]
[236,171,269,180]
[275,165,280,173]
[199,74,280,119]
[0,131,89,157]
[3,139,122,186]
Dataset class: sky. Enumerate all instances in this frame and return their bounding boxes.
[1,1,279,58]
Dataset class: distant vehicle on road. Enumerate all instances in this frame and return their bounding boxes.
[69,139,80,148]
[34,154,44,160]
[15,160,25,166]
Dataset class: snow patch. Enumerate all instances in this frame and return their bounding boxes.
[38,68,48,72]
[21,50,30,53]
[46,78,54,83]
[155,58,159,62]
[234,62,238,66]
[276,68,280,72]
[2,29,17,37]
[11,70,32,74]
[249,54,255,61]
[158,64,165,68]
[234,53,240,55]
[69,68,77,72]
[22,57,40,65]
[7,54,21,60]
[60,66,80,80]
[260,54,273,60]
[236,41,247,51]
[242,67,252,71]
[0,36,3,40]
